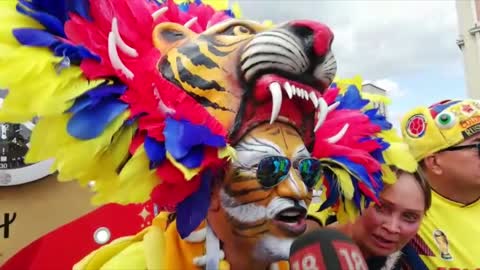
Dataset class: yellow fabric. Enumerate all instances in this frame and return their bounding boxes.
[417,191,480,269]
[307,203,335,226]
[401,100,480,161]
[75,214,291,270]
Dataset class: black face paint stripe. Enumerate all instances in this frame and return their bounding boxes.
[178,43,219,69]
[159,59,181,86]
[176,56,225,92]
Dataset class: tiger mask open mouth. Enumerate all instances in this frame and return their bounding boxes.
[154,19,336,145]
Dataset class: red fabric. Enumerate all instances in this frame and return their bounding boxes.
[1,202,154,270]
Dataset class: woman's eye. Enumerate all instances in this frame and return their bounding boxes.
[402,213,419,223]
[374,204,385,212]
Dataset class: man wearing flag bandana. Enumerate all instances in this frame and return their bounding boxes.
[0,0,415,269]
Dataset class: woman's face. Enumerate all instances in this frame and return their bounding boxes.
[353,172,425,257]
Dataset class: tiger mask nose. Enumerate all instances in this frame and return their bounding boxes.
[240,20,336,90]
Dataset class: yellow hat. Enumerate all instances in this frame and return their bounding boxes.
[401,99,480,161]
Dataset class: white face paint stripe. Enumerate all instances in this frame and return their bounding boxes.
[287,172,302,197]
[220,189,307,223]
[233,137,285,169]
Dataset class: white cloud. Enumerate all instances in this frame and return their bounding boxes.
[236,0,461,81]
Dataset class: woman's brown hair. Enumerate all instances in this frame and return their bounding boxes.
[392,166,432,212]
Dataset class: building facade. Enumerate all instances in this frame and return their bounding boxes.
[362,83,388,116]
[456,0,480,98]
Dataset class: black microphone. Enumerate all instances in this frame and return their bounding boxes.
[289,229,368,270]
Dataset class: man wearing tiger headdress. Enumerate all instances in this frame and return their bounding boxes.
[0,0,416,269]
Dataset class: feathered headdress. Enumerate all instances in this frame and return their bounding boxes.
[0,0,416,238]
[313,77,416,222]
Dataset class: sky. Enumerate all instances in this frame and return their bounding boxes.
[236,0,467,130]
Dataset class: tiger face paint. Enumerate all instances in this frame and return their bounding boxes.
[208,122,319,262]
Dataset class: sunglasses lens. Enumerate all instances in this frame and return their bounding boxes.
[298,158,323,188]
[257,156,291,188]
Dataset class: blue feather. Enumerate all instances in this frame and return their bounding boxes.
[224,9,234,17]
[19,0,68,24]
[337,85,369,110]
[14,0,97,64]
[86,83,128,106]
[13,29,59,47]
[178,145,204,169]
[66,0,92,21]
[67,83,127,114]
[17,3,65,37]
[372,171,384,191]
[319,170,339,211]
[52,43,100,63]
[176,171,213,239]
[352,182,362,208]
[145,136,166,169]
[178,2,190,12]
[370,148,385,163]
[68,95,94,114]
[164,118,226,161]
[331,157,373,190]
[364,108,392,130]
[67,99,128,140]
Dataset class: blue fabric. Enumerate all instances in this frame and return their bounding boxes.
[176,170,213,238]
[401,243,429,270]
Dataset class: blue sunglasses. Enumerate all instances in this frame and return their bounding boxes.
[256,156,323,188]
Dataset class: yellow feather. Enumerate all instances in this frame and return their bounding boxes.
[25,115,71,163]
[97,144,160,205]
[331,167,354,200]
[218,145,236,161]
[166,153,200,180]
[381,165,397,185]
[231,2,242,18]
[201,0,229,11]
[0,7,104,123]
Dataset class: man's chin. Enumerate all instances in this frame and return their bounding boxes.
[253,234,294,262]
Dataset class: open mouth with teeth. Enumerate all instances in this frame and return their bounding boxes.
[231,73,330,147]
[272,206,308,236]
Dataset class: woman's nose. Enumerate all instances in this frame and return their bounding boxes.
[382,216,401,234]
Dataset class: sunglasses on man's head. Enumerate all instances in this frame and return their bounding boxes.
[440,143,480,155]
[256,156,323,189]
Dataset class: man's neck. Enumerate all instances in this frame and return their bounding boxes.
[428,175,480,205]
[222,241,271,270]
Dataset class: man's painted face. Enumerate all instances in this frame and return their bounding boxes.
[217,122,320,261]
